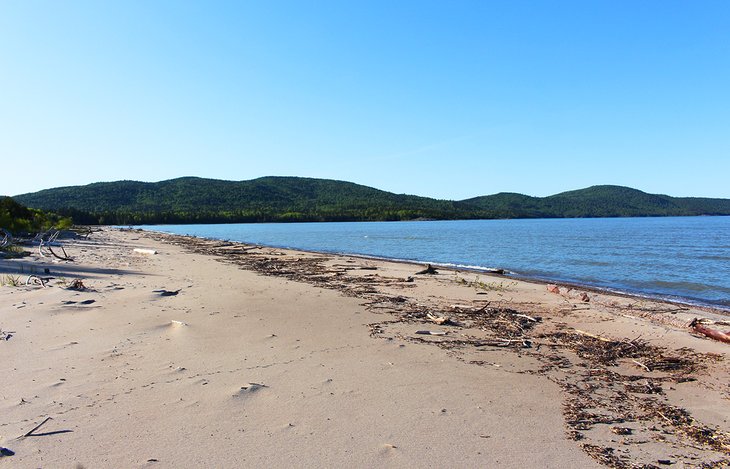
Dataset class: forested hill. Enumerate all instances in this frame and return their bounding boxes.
[13,177,730,225]
[462,185,730,218]
[13,177,468,224]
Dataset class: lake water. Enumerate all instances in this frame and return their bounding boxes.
[139,217,730,310]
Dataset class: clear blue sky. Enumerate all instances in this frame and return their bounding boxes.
[2,1,729,200]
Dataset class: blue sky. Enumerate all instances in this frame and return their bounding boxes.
[1,1,729,199]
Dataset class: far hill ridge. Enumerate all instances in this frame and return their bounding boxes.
[13,177,730,225]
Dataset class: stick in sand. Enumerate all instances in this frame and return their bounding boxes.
[22,417,52,438]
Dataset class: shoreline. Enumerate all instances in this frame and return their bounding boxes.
[135,227,730,315]
[2,228,729,467]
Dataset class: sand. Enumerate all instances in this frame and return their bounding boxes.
[1,228,729,468]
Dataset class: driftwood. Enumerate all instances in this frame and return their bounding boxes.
[690,318,730,344]
[426,312,450,325]
[475,338,533,348]
[155,289,181,297]
[38,230,73,261]
[632,359,652,372]
[25,275,46,288]
[573,329,612,342]
[0,229,12,248]
[415,264,438,275]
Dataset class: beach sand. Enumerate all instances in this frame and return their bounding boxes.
[1,228,728,468]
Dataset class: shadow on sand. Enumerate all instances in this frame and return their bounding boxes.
[0,258,140,279]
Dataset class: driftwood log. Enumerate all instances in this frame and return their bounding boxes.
[415,264,438,275]
[690,318,730,344]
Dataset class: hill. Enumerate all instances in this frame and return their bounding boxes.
[14,177,472,224]
[13,178,730,225]
[463,185,730,218]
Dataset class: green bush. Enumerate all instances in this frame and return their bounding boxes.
[0,197,73,233]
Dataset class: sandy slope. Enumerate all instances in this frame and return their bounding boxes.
[1,229,728,468]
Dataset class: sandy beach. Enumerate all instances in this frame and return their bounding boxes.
[1,228,729,468]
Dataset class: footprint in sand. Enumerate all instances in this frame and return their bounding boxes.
[378,443,399,456]
[232,383,268,398]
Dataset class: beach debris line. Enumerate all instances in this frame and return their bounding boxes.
[690,318,730,344]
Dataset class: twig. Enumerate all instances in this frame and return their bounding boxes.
[475,302,491,313]
[573,329,613,342]
[22,417,52,437]
[632,359,651,372]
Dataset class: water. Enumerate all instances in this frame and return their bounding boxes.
[138,217,730,309]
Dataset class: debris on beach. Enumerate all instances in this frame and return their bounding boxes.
[415,264,438,275]
[25,275,46,288]
[0,447,14,457]
[20,416,72,438]
[154,289,181,297]
[133,248,158,255]
[426,312,452,325]
[62,299,96,306]
[66,278,87,291]
[547,284,560,294]
[690,318,730,344]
